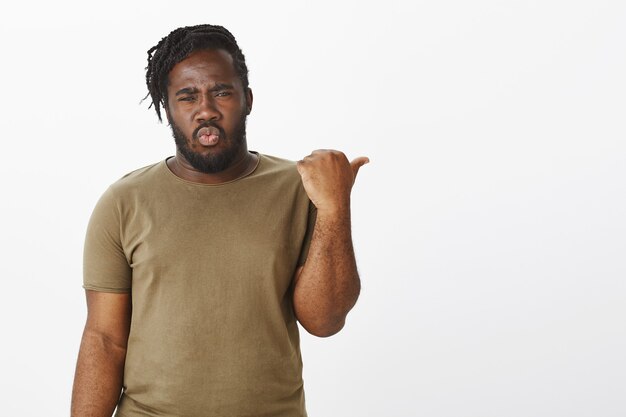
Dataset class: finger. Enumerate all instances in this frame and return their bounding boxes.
[350,156,370,180]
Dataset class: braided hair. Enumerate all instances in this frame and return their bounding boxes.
[144,24,250,122]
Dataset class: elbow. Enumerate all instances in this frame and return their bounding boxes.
[300,318,346,338]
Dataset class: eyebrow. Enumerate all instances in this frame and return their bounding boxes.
[175,83,235,96]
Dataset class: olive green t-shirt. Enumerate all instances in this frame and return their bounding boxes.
[83,153,315,417]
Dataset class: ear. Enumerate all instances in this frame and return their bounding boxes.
[245,88,253,115]
[163,102,172,125]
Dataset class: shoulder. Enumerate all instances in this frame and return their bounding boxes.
[106,160,164,198]
[255,153,300,179]
[250,153,310,203]
[90,161,164,214]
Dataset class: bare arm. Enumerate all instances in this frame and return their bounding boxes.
[71,290,132,417]
[293,150,368,337]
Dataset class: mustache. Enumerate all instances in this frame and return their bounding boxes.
[193,122,226,139]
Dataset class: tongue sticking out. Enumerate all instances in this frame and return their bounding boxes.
[197,126,221,146]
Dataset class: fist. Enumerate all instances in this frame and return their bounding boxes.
[296,149,369,213]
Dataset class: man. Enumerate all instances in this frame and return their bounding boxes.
[71,24,368,417]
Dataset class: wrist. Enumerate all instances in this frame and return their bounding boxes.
[315,202,351,220]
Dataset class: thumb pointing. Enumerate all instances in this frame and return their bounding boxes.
[350,156,370,182]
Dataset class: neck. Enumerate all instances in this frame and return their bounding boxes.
[167,149,258,184]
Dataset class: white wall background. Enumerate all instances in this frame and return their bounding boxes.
[1,1,625,416]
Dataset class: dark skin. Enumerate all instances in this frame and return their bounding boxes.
[164,48,257,184]
[71,292,131,416]
[71,47,368,416]
[293,149,368,336]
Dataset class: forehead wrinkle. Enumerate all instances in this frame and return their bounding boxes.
[175,83,234,97]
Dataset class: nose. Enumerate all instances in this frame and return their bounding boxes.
[195,94,221,123]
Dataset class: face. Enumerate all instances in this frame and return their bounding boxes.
[165,48,253,173]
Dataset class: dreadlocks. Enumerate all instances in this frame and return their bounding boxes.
[144,24,250,122]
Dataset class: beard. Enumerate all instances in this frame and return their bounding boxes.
[170,114,248,174]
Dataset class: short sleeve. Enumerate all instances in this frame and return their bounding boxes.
[83,186,132,293]
[297,201,317,266]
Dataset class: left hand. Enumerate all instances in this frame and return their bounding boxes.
[296,149,369,213]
